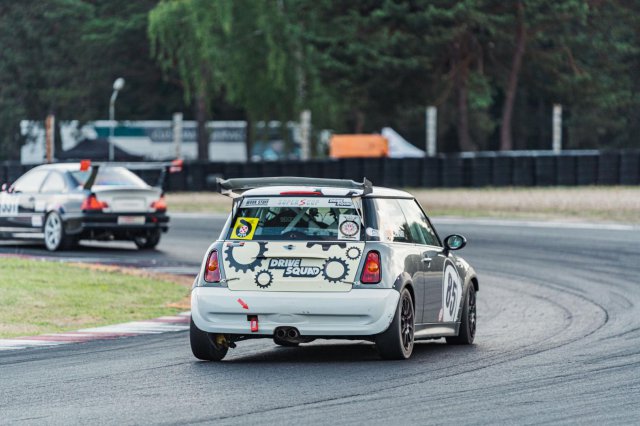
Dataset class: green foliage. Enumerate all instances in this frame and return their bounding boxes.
[0,0,185,160]
[2,0,640,158]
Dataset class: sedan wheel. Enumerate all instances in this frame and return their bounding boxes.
[44,212,64,251]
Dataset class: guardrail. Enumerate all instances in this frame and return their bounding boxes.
[2,150,639,190]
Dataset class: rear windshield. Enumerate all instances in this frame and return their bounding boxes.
[228,197,362,241]
[70,167,148,188]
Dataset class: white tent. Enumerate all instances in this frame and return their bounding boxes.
[381,127,425,158]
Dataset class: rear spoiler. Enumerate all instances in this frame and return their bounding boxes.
[215,176,373,198]
[82,159,183,191]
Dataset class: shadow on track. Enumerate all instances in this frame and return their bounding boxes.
[192,340,479,364]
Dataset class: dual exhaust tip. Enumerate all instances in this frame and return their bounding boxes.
[275,327,300,340]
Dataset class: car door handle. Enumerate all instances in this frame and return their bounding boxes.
[421,257,432,263]
[28,197,35,202]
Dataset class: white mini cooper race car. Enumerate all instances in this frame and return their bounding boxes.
[190,177,478,360]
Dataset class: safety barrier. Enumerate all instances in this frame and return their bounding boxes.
[2,150,638,190]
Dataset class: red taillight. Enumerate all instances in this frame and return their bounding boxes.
[361,251,381,284]
[151,196,167,212]
[81,194,108,211]
[204,250,221,283]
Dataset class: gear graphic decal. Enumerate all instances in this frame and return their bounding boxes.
[346,246,361,260]
[224,242,268,273]
[254,270,273,289]
[306,242,347,251]
[322,257,350,283]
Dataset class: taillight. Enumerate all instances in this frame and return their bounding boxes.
[151,196,167,212]
[204,250,221,283]
[81,194,108,211]
[361,251,381,284]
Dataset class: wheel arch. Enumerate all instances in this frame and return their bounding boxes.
[392,271,416,307]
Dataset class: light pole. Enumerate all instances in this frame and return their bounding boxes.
[109,77,125,161]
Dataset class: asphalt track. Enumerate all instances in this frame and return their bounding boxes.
[1,214,639,425]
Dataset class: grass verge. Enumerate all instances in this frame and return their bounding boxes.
[0,258,189,338]
[166,186,640,224]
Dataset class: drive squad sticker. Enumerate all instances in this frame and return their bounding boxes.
[338,214,360,240]
[0,192,19,217]
[442,261,463,322]
[231,217,259,240]
[269,258,321,278]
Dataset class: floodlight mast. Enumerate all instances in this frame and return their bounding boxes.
[108,78,125,161]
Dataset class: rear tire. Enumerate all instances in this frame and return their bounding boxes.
[134,229,161,250]
[446,285,476,345]
[190,318,228,361]
[376,288,415,360]
[43,212,73,251]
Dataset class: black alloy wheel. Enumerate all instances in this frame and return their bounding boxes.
[376,288,415,360]
[446,285,476,345]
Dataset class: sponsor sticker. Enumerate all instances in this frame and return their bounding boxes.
[240,197,355,209]
[231,217,259,240]
[0,192,19,217]
[338,214,360,240]
[242,198,269,207]
[366,227,380,237]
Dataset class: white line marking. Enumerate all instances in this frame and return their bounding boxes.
[0,311,193,351]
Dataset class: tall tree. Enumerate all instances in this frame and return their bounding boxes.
[0,0,92,159]
[149,0,233,160]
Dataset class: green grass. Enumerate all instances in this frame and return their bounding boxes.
[0,258,188,338]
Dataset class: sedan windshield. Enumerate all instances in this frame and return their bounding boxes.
[228,197,362,241]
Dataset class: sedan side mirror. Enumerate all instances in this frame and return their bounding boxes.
[444,234,467,252]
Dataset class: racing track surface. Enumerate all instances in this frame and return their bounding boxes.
[1,214,639,424]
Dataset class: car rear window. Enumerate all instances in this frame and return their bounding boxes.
[228,197,362,241]
[70,167,148,188]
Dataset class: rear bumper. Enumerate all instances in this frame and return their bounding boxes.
[64,212,169,235]
[191,287,399,336]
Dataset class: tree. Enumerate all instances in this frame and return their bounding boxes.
[0,0,93,159]
[149,0,233,160]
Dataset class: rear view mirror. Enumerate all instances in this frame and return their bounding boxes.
[444,234,467,251]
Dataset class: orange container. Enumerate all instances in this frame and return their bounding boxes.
[329,134,389,158]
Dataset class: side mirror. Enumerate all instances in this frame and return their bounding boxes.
[444,234,467,252]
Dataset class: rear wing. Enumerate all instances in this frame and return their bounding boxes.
[215,176,373,198]
[82,159,183,191]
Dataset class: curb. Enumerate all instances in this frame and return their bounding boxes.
[0,311,191,351]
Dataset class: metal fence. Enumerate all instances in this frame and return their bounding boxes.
[2,150,639,191]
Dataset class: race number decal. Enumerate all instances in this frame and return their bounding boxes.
[231,217,259,240]
[0,192,19,217]
[442,262,463,322]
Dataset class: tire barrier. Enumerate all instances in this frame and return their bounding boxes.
[2,150,638,190]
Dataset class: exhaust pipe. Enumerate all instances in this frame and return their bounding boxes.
[287,328,300,339]
[275,328,287,339]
